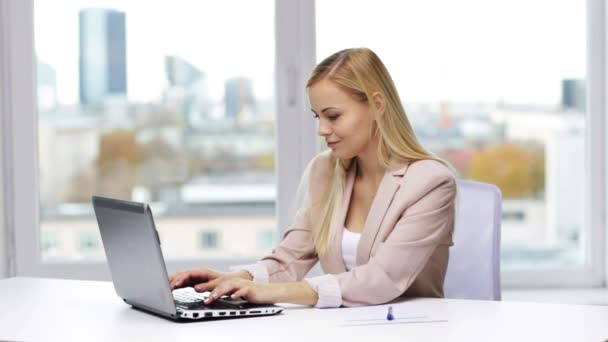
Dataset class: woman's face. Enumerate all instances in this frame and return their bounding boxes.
[308,79,376,159]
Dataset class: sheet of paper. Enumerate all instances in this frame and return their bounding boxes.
[338,307,447,327]
[339,317,448,327]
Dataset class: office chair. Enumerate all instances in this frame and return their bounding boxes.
[443,179,502,300]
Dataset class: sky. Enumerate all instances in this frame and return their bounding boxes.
[35,0,585,106]
[35,0,276,103]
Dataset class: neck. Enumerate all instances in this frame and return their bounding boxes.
[355,138,384,183]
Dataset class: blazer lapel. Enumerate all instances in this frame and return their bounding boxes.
[356,165,407,265]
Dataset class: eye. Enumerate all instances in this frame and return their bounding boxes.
[327,114,340,121]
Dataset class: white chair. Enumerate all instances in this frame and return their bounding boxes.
[443,179,502,300]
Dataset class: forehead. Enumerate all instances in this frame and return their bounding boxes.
[308,79,354,108]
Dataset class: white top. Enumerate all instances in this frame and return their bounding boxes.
[341,228,361,271]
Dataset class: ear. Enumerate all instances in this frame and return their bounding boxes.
[371,91,386,119]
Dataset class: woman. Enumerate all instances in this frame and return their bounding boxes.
[169,48,456,308]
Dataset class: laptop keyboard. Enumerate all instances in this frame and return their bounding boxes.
[173,291,207,303]
[173,290,251,310]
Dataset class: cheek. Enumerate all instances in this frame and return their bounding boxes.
[338,117,373,149]
[344,115,372,140]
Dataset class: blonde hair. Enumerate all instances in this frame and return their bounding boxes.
[306,48,452,256]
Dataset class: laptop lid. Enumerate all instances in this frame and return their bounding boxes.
[92,196,177,319]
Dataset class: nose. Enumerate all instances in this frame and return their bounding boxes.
[317,119,332,137]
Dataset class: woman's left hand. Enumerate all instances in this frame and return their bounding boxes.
[194,277,278,305]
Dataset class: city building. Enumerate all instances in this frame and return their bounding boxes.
[79,8,127,106]
[224,77,257,122]
[163,55,211,128]
[36,59,58,113]
[561,79,586,112]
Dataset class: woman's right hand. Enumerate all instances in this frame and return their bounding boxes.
[169,268,252,290]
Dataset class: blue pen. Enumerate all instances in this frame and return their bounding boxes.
[386,306,394,321]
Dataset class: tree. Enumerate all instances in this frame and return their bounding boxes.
[249,151,275,171]
[95,130,140,199]
[468,143,545,198]
[97,130,140,167]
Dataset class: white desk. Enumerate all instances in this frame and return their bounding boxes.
[1,277,607,342]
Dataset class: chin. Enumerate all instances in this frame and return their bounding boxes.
[329,148,355,160]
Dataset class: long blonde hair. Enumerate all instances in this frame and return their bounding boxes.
[306,48,451,256]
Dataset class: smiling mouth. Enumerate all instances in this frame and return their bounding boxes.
[327,141,340,147]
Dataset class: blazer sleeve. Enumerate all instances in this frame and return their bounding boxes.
[247,152,330,283]
[231,205,318,283]
[255,205,319,282]
[232,153,331,283]
[327,171,456,307]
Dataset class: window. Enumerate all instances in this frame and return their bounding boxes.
[78,232,102,257]
[41,232,59,258]
[3,0,602,286]
[199,231,219,250]
[502,211,527,222]
[34,1,276,261]
[316,0,593,278]
[4,0,314,279]
[256,230,275,251]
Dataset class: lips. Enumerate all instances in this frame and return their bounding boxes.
[327,141,340,148]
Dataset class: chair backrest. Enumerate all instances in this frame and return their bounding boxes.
[444,179,502,300]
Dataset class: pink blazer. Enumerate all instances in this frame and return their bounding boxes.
[258,152,456,307]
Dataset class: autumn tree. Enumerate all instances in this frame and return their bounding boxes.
[468,143,545,198]
[95,130,140,199]
[249,151,275,171]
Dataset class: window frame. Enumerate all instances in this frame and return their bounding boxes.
[0,0,11,278]
[501,0,606,288]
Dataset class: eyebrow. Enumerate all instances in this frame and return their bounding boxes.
[310,107,339,115]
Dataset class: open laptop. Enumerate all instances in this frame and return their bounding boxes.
[92,195,283,321]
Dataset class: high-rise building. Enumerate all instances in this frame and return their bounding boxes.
[561,79,586,112]
[37,59,58,112]
[163,55,211,127]
[79,8,127,106]
[224,77,257,119]
[165,55,202,87]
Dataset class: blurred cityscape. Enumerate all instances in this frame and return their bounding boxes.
[37,8,586,269]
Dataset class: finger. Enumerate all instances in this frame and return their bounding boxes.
[231,288,248,300]
[194,268,222,280]
[185,268,221,286]
[171,271,189,287]
[193,278,221,293]
[204,268,220,278]
[170,272,187,289]
[173,269,208,289]
[205,281,239,304]
[173,271,195,289]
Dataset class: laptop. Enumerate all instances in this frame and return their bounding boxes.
[92,195,283,321]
